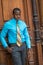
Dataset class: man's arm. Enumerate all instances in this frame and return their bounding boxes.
[1,23,12,53]
[24,26,31,49]
[1,23,8,48]
[23,24,31,60]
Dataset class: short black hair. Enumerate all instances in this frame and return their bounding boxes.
[13,8,21,14]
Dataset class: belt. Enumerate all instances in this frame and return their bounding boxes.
[9,43,17,47]
[9,42,26,47]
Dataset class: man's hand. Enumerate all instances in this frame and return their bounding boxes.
[27,48,31,61]
[6,46,12,53]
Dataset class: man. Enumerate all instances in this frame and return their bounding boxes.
[1,8,31,65]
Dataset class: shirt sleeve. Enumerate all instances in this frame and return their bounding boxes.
[23,24,31,48]
[1,23,8,48]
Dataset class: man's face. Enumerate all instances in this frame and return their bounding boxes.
[13,10,21,20]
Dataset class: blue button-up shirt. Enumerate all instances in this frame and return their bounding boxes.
[1,18,31,48]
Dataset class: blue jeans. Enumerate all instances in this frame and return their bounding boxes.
[11,43,27,65]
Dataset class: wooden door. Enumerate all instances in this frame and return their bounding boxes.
[38,0,43,61]
[0,0,39,65]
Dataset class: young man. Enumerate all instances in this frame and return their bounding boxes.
[1,8,31,65]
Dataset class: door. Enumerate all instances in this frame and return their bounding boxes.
[38,0,43,60]
[0,0,38,65]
